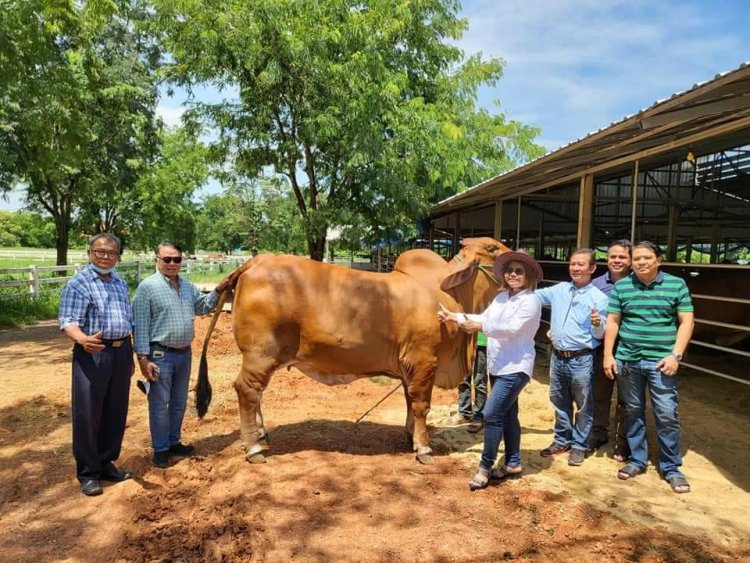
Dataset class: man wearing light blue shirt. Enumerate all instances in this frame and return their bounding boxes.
[535,248,608,466]
[133,242,229,468]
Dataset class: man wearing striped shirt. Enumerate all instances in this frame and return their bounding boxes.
[603,241,694,493]
[133,242,229,468]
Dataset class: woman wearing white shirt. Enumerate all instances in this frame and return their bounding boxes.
[439,250,542,490]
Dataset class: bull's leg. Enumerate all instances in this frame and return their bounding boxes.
[407,374,436,465]
[401,380,415,447]
[234,356,275,463]
[256,393,270,447]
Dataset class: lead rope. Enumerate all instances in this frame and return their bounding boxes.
[355,383,402,423]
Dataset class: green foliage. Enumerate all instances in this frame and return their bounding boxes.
[153,0,544,260]
[0,293,60,328]
[0,0,162,264]
[195,177,307,254]
[0,211,56,247]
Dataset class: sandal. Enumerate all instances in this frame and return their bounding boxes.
[490,465,522,481]
[469,467,490,491]
[666,474,691,494]
[617,463,646,481]
[467,420,484,434]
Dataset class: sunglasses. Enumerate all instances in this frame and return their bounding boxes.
[90,249,120,259]
[504,267,526,276]
[157,256,183,264]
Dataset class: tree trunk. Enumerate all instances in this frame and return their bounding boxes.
[308,235,326,261]
[55,197,73,266]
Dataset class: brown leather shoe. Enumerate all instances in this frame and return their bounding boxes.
[540,442,571,457]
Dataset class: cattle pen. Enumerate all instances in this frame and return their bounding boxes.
[426,62,750,387]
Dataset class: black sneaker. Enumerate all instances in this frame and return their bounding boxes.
[80,479,103,496]
[152,450,170,468]
[540,442,571,457]
[169,442,195,457]
[568,448,587,466]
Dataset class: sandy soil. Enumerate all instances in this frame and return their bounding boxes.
[0,315,749,562]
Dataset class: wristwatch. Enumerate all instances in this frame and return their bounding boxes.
[670,351,683,362]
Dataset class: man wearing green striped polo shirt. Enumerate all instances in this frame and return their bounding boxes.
[603,241,694,494]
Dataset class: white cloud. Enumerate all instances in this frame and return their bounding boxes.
[155,104,185,127]
[459,0,750,150]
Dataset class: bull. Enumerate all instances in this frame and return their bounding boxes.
[197,237,509,464]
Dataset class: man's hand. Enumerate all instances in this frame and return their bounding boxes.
[656,355,680,376]
[590,308,601,328]
[215,275,232,294]
[138,357,160,382]
[78,330,105,354]
[603,353,618,380]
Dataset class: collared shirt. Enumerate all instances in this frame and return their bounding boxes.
[609,271,693,361]
[592,272,616,296]
[132,272,220,355]
[466,290,541,378]
[59,265,133,339]
[535,281,608,351]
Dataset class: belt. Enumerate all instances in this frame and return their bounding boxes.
[553,347,595,359]
[150,342,191,353]
[101,337,130,348]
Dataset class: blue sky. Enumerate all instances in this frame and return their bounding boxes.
[3,0,749,211]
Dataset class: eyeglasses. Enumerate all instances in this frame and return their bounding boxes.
[90,249,120,259]
[504,267,526,276]
[157,256,183,264]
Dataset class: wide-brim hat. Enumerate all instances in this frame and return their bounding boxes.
[493,250,544,282]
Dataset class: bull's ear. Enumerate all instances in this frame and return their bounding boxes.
[441,246,477,291]
[440,264,474,291]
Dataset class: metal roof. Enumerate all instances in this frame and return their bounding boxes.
[431,61,750,217]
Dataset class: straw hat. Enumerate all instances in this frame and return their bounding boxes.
[493,250,544,281]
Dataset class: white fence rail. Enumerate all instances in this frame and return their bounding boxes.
[0,257,247,301]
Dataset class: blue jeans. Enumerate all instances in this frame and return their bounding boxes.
[458,346,487,421]
[479,372,529,470]
[549,353,594,451]
[148,350,192,453]
[617,359,683,478]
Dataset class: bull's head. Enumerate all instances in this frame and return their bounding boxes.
[440,237,510,313]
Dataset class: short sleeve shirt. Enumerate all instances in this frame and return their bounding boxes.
[608,271,693,361]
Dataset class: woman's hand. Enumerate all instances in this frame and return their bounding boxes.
[437,303,457,324]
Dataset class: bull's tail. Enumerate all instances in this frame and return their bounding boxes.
[195,260,252,418]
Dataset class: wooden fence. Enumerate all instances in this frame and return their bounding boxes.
[0,257,246,301]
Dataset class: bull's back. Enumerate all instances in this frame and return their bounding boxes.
[232,255,439,375]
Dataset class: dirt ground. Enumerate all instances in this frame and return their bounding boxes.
[1,315,749,563]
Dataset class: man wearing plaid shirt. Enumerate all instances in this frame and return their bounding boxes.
[59,233,134,496]
[133,242,229,468]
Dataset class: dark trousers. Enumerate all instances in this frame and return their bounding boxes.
[71,342,133,482]
[591,347,629,456]
[458,345,487,421]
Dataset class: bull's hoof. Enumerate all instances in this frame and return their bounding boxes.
[416,452,434,465]
[246,451,267,464]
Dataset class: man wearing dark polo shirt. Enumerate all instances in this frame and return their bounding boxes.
[603,241,694,494]
[590,240,632,461]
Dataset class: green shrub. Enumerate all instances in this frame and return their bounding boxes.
[0,293,60,328]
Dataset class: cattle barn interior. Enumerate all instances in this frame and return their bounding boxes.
[427,62,750,385]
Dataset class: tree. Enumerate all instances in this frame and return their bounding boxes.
[154,0,544,260]
[0,0,161,264]
[195,177,307,254]
[0,210,56,247]
[76,126,210,252]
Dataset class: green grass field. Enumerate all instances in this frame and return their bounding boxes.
[0,248,235,328]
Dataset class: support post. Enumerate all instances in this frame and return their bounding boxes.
[493,200,503,240]
[630,160,640,243]
[577,174,594,248]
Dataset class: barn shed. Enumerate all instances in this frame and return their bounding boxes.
[427,62,750,384]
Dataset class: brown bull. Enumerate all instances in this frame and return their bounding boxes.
[197,237,509,464]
